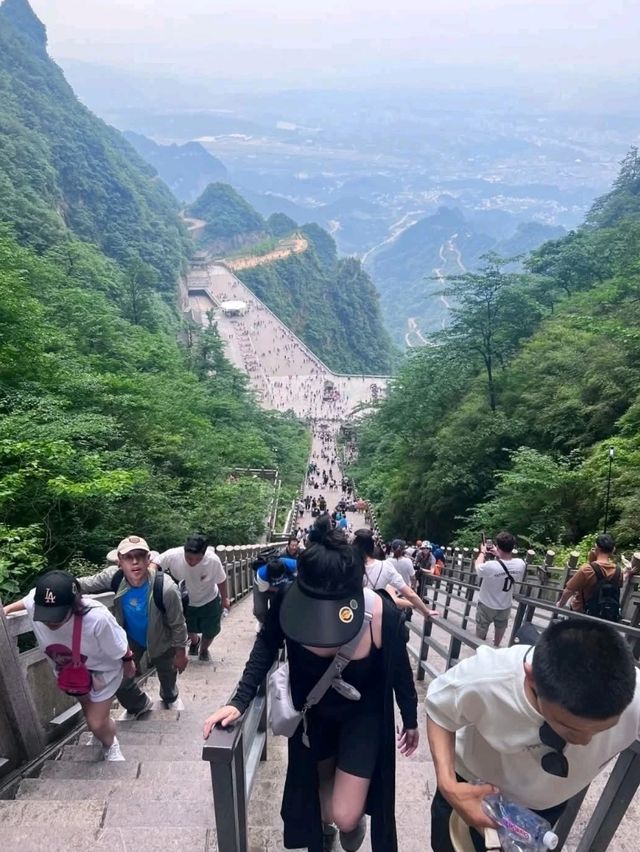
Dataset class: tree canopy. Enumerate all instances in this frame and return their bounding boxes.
[350,149,640,552]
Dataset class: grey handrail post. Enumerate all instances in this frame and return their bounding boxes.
[574,742,640,852]
[554,787,589,850]
[204,726,248,852]
[258,674,269,762]
[416,615,432,681]
[0,603,46,761]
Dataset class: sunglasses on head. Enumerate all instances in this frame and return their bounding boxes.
[539,722,569,778]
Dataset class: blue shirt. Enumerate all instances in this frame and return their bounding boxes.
[257,556,297,588]
[121,580,149,648]
[338,517,348,529]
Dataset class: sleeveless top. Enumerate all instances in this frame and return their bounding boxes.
[288,628,383,720]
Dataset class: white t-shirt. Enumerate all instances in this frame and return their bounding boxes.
[476,557,526,609]
[363,559,406,592]
[156,546,226,607]
[389,556,415,586]
[23,592,127,702]
[426,644,640,810]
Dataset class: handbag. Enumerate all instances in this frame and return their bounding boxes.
[269,588,375,747]
[57,613,92,696]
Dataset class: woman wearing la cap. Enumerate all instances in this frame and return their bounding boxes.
[3,570,132,761]
[203,516,419,852]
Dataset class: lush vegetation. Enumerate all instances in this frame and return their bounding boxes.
[238,225,397,374]
[0,0,190,289]
[188,182,266,247]
[0,1,309,598]
[351,149,640,553]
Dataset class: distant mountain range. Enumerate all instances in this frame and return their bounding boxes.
[366,206,565,343]
[123,131,228,203]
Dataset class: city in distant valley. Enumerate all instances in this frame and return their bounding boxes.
[63,61,640,345]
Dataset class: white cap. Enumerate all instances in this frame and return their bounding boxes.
[543,831,558,849]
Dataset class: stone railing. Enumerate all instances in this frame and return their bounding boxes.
[0,543,264,781]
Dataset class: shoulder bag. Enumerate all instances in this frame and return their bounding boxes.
[269,588,375,747]
[57,613,93,696]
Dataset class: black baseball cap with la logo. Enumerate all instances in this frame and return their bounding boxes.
[33,570,79,623]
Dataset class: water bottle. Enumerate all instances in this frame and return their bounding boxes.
[482,793,558,852]
[222,607,230,618]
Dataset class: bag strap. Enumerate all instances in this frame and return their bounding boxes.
[153,570,166,614]
[495,557,516,591]
[304,588,376,710]
[590,562,622,588]
[71,613,83,666]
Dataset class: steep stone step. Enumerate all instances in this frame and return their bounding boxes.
[103,799,215,828]
[17,776,213,801]
[0,799,105,827]
[39,760,140,780]
[0,826,215,852]
[60,743,200,762]
[78,729,203,747]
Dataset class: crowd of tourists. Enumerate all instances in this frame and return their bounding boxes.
[4,532,229,762]
[201,265,385,420]
[4,411,640,851]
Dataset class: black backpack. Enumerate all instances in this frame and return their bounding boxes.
[110,568,189,616]
[252,546,282,574]
[584,563,622,622]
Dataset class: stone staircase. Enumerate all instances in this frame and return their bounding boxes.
[0,597,259,852]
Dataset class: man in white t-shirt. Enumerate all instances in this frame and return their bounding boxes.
[154,534,229,662]
[388,539,416,588]
[474,530,526,647]
[426,618,640,852]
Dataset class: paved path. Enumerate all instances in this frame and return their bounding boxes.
[225,234,308,271]
[186,261,387,420]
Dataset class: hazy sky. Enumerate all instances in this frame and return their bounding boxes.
[29,0,640,85]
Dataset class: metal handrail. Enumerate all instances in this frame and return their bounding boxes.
[202,667,273,852]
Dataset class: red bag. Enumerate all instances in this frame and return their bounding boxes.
[57,614,92,696]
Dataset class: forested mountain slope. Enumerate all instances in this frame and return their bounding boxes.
[184,181,397,374]
[0,0,308,597]
[351,149,640,551]
[238,223,397,374]
[187,182,268,253]
[367,205,564,343]
[0,0,190,288]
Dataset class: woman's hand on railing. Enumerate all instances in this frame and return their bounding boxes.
[203,705,242,738]
[397,727,419,757]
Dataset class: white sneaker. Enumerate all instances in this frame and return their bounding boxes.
[103,737,125,762]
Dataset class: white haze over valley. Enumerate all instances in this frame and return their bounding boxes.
[31,0,640,343]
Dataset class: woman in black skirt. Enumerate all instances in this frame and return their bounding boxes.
[203,517,419,852]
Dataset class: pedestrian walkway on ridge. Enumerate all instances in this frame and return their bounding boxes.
[186,260,387,420]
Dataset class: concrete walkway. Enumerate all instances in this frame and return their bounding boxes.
[185,261,387,420]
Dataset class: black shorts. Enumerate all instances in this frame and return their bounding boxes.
[309,710,382,779]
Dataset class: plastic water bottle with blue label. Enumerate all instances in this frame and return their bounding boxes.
[482,793,558,852]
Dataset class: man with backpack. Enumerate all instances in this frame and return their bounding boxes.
[557,533,622,622]
[152,534,229,662]
[78,535,188,715]
[474,531,526,647]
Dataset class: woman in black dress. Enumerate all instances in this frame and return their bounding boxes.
[203,518,419,852]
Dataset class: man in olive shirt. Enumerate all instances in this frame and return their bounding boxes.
[557,533,622,615]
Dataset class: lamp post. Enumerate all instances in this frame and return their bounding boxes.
[603,446,615,533]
